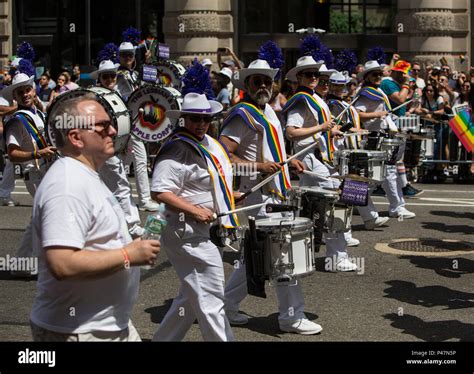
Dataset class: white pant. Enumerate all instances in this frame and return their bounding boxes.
[224,185,307,326]
[357,192,379,222]
[0,159,15,199]
[382,164,406,215]
[298,153,349,259]
[16,168,42,258]
[99,156,140,228]
[121,136,151,206]
[153,215,234,342]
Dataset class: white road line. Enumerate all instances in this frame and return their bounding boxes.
[373,202,474,207]
[417,189,474,194]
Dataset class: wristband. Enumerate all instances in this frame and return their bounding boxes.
[402,85,409,90]
[121,248,130,269]
[31,151,35,160]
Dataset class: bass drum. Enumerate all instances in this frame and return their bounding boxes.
[155,60,186,90]
[127,85,182,144]
[46,87,131,154]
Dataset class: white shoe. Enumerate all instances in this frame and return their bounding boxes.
[1,198,19,207]
[139,200,160,212]
[280,319,323,335]
[335,258,358,272]
[389,207,416,219]
[364,216,390,230]
[129,224,145,239]
[226,311,248,326]
[346,237,360,247]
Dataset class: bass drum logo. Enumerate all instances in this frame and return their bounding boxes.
[128,85,182,143]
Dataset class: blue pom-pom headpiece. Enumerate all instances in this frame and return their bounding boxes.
[300,35,334,68]
[335,49,358,74]
[97,43,120,64]
[258,41,284,80]
[182,58,216,100]
[367,46,386,65]
[122,27,141,46]
[18,59,36,78]
[17,42,36,62]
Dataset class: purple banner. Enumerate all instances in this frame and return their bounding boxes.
[143,65,158,83]
[158,43,170,59]
[340,178,369,206]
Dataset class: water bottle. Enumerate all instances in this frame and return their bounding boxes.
[141,203,167,269]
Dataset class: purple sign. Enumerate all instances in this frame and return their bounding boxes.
[158,43,170,59]
[143,65,158,83]
[340,178,369,206]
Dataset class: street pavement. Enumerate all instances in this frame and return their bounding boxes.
[0,180,473,342]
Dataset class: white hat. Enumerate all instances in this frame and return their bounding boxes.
[2,73,35,102]
[201,58,213,67]
[166,93,223,119]
[286,56,324,82]
[0,94,10,106]
[90,60,118,79]
[218,67,233,81]
[119,42,136,53]
[358,60,383,79]
[329,71,351,85]
[318,64,337,77]
[232,59,278,91]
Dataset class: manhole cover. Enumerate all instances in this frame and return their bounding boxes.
[375,238,474,257]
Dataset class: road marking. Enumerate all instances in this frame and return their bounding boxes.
[373,202,474,207]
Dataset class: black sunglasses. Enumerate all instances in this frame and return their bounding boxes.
[101,73,116,80]
[318,80,329,86]
[251,76,273,87]
[302,71,319,79]
[187,115,212,123]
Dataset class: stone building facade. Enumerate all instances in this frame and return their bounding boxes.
[0,0,12,69]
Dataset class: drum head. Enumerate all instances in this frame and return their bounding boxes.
[46,87,130,154]
[256,217,311,228]
[128,85,182,143]
[298,186,339,199]
[155,61,186,89]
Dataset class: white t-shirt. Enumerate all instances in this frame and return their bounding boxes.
[5,109,45,172]
[30,157,138,334]
[354,95,387,132]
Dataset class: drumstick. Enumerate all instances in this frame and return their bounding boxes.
[389,99,415,114]
[343,131,369,138]
[212,202,267,220]
[235,141,320,203]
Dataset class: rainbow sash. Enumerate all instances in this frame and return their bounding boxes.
[282,91,335,163]
[222,102,291,197]
[11,111,48,150]
[358,86,392,111]
[328,99,362,149]
[163,130,239,228]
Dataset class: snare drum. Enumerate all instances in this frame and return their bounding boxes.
[155,61,186,89]
[420,127,436,159]
[380,137,404,164]
[334,149,387,182]
[255,217,314,282]
[128,85,182,143]
[397,115,421,133]
[46,87,131,154]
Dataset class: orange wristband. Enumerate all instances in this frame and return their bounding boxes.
[121,248,130,269]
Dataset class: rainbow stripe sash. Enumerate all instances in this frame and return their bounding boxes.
[328,99,362,149]
[164,130,239,228]
[222,102,291,197]
[358,86,392,111]
[12,111,48,149]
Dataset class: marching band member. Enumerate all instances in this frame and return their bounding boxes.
[327,71,390,230]
[354,61,416,220]
[220,59,322,335]
[151,93,234,341]
[91,60,144,238]
[117,41,159,212]
[30,92,160,341]
[282,56,358,272]
[2,73,56,274]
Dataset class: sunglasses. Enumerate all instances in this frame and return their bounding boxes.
[302,71,319,79]
[187,115,212,123]
[91,120,114,137]
[101,73,116,80]
[250,76,273,87]
[426,89,434,93]
[411,69,420,72]
[369,72,383,77]
[318,80,329,86]
[120,53,134,58]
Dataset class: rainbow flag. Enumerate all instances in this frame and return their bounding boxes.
[448,110,474,153]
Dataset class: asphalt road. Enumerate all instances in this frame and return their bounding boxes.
[0,179,473,342]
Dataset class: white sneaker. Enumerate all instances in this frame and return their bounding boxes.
[346,237,360,247]
[335,258,358,272]
[129,224,145,239]
[1,198,19,207]
[364,216,390,230]
[226,311,249,326]
[280,319,323,335]
[389,207,416,219]
[139,200,160,212]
